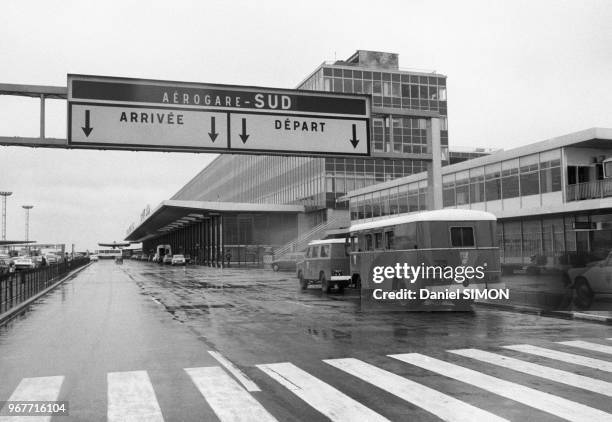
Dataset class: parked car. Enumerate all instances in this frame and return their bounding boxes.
[271,252,305,272]
[163,255,173,265]
[296,239,351,292]
[567,250,612,309]
[89,254,99,262]
[171,254,186,266]
[14,257,36,270]
[45,254,59,264]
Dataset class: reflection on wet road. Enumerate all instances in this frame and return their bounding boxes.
[0,260,610,421]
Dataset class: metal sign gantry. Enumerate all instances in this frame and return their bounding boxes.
[0,75,371,157]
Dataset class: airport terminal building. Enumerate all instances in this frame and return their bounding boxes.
[126,51,612,272]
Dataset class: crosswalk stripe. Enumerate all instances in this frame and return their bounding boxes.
[185,366,278,422]
[323,358,509,422]
[503,344,612,372]
[450,348,612,397]
[558,340,612,355]
[208,350,260,392]
[390,353,611,422]
[258,362,391,422]
[107,370,164,422]
[0,376,64,422]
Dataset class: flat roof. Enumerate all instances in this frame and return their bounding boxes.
[349,209,496,233]
[340,127,612,200]
[125,200,305,242]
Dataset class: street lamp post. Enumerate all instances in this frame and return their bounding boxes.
[0,191,12,240]
[22,205,33,242]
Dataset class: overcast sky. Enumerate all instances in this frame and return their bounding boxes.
[1,0,611,250]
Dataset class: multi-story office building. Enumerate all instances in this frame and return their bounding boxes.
[172,50,449,232]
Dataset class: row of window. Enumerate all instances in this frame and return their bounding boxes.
[349,182,429,220]
[298,68,449,113]
[443,151,562,206]
[321,67,446,86]
[372,117,448,154]
[357,226,474,251]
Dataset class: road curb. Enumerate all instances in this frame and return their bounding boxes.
[0,262,93,326]
[475,300,612,325]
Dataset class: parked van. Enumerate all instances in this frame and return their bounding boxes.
[153,244,172,263]
[296,239,351,292]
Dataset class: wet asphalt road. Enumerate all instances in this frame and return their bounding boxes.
[0,260,611,421]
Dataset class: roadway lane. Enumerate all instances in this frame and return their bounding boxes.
[0,261,223,421]
[0,260,611,421]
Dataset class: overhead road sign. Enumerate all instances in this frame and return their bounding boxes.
[67,75,370,156]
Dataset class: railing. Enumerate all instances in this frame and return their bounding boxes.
[566,179,612,201]
[273,220,333,259]
[0,257,89,316]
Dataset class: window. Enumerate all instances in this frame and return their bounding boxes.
[519,154,540,196]
[450,227,475,247]
[365,234,373,251]
[305,247,312,258]
[455,171,469,205]
[501,159,520,199]
[443,174,455,207]
[485,163,501,201]
[320,244,330,257]
[469,167,485,203]
[374,232,383,249]
[540,150,562,193]
[311,246,319,258]
[385,231,394,249]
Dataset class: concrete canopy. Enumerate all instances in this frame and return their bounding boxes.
[125,200,304,243]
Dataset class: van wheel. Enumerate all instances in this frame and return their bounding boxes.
[320,273,331,293]
[298,272,307,290]
[573,277,594,309]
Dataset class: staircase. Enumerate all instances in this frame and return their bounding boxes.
[273,220,333,259]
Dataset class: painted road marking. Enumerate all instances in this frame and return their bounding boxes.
[258,362,390,422]
[504,344,612,372]
[107,371,164,422]
[390,353,611,422]
[450,348,612,397]
[557,340,612,355]
[323,358,508,422]
[185,366,278,422]
[208,350,260,392]
[0,376,64,422]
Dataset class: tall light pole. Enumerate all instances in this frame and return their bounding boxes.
[22,205,33,242]
[0,191,12,240]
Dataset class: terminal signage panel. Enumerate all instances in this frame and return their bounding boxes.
[67,74,370,156]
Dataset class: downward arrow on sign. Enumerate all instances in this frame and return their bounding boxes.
[239,118,249,143]
[208,116,219,142]
[82,110,93,137]
[349,124,359,148]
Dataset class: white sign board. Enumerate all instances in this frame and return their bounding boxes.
[67,75,370,156]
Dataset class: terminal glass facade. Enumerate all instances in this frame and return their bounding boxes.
[173,51,446,217]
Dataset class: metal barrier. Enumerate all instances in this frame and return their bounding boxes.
[0,257,89,315]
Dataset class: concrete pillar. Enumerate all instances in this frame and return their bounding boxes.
[426,117,443,210]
